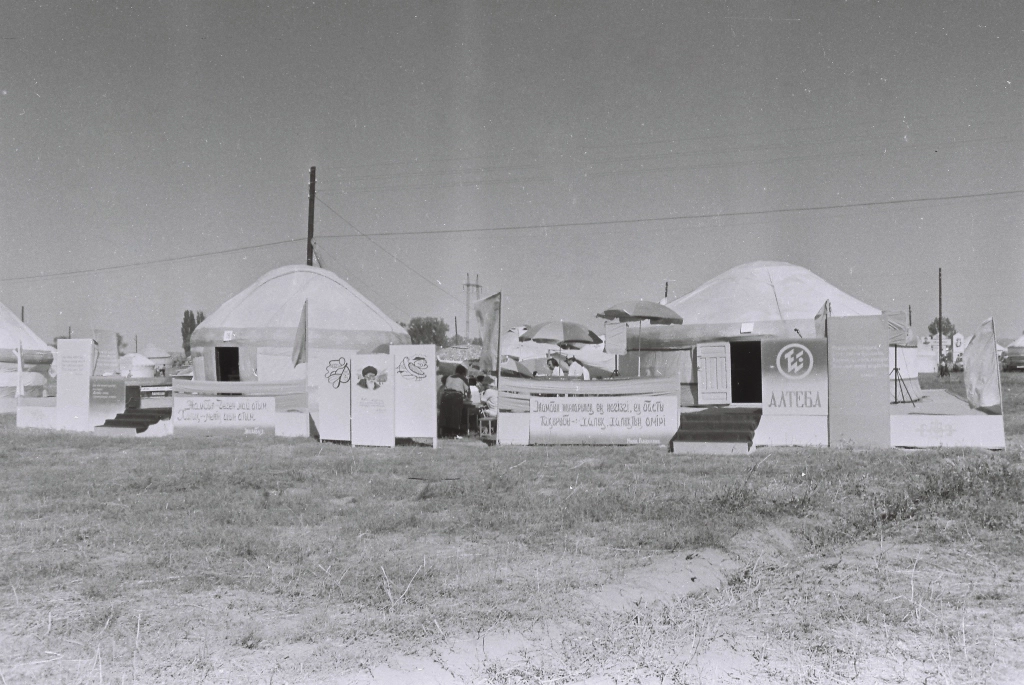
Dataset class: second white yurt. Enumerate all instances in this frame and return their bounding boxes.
[190,265,411,382]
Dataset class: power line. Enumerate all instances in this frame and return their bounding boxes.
[310,240,414,321]
[3,187,1018,284]
[313,195,462,304]
[0,238,303,283]
[317,188,1024,240]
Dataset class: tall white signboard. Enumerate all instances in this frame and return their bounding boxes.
[57,339,95,431]
[308,348,356,441]
[392,344,436,441]
[351,353,395,447]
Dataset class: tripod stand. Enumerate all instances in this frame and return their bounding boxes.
[890,347,916,406]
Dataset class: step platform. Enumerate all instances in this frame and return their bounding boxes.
[94,408,173,436]
[671,407,762,455]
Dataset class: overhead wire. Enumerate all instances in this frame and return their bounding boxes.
[3,187,1018,284]
[310,240,414,321]
[316,188,1024,240]
[0,238,304,283]
[313,194,462,304]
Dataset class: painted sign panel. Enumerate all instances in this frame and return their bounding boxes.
[172,396,276,436]
[760,339,828,415]
[90,376,126,427]
[392,344,436,438]
[529,394,679,445]
[827,315,891,448]
[351,354,395,447]
[309,348,356,441]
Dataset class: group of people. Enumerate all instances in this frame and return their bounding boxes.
[544,355,590,380]
[437,356,591,438]
[437,365,498,438]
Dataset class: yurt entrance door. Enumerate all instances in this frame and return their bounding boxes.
[696,342,731,405]
[215,347,241,382]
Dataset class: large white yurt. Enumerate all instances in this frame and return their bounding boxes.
[635,261,881,349]
[0,300,54,411]
[190,265,411,382]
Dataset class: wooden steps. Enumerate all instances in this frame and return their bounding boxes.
[671,408,762,455]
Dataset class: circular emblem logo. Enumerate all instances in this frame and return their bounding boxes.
[776,343,813,379]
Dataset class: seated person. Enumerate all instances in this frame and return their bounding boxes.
[567,356,590,380]
[479,376,498,417]
[546,357,564,377]
[468,376,481,405]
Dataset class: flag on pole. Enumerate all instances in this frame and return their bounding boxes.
[963,317,1002,414]
[292,299,309,367]
[474,292,502,373]
[15,342,24,398]
[814,300,831,338]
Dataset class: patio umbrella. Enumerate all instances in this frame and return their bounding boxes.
[596,300,683,324]
[596,300,682,375]
[521,320,603,347]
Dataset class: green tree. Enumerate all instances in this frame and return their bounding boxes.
[405,317,449,347]
[181,310,205,356]
[927,316,956,338]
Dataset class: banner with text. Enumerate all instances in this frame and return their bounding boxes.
[529,393,679,446]
[392,344,436,438]
[760,339,828,415]
[309,348,356,441]
[351,354,395,447]
[172,396,276,436]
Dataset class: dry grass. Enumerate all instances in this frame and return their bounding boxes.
[0,377,1022,683]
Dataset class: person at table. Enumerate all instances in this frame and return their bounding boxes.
[567,356,590,380]
[445,365,471,397]
[479,376,498,418]
[546,357,564,377]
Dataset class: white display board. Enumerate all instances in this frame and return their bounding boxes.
[309,348,356,441]
[172,396,276,436]
[57,339,95,431]
[351,354,395,447]
[529,393,679,446]
[391,344,436,439]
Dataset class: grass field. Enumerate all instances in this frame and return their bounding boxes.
[1,373,1023,683]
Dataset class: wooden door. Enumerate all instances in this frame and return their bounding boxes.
[696,342,731,405]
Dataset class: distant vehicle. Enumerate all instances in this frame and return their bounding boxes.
[1004,344,1024,371]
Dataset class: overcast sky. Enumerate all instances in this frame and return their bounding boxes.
[1,0,1022,351]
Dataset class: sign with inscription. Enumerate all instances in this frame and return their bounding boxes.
[761,339,828,415]
[90,376,126,427]
[351,354,395,447]
[172,396,276,436]
[529,394,679,445]
[827,315,891,448]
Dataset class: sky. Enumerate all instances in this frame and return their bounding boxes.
[1,0,1022,352]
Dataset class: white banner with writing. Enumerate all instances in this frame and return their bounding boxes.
[529,394,679,445]
[173,396,276,436]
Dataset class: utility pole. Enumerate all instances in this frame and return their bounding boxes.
[306,166,316,267]
[20,306,24,322]
[908,304,912,327]
[938,268,943,372]
[463,274,482,343]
